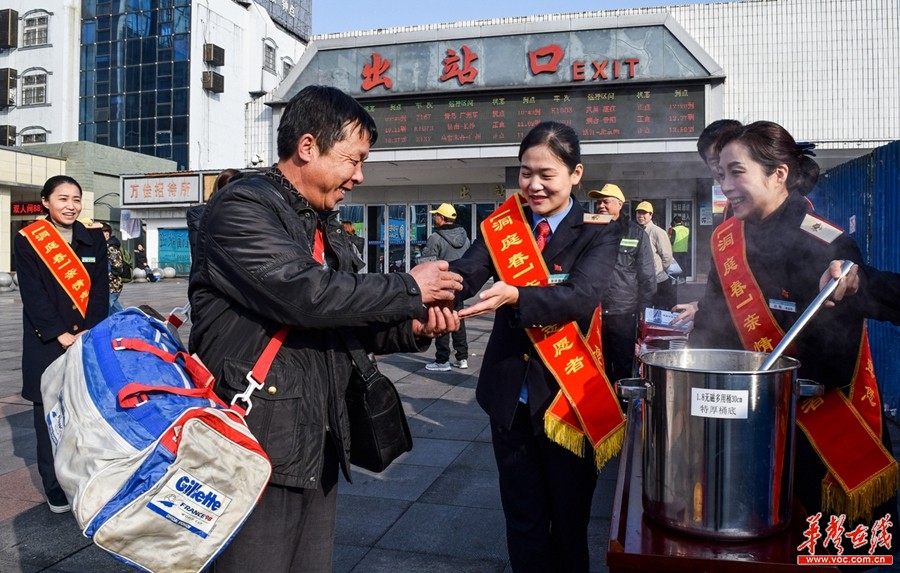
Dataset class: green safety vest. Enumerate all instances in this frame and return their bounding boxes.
[671,225,689,252]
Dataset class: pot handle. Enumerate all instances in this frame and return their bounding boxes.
[616,378,649,400]
[798,379,824,397]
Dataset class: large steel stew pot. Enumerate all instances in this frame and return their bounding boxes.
[618,349,822,539]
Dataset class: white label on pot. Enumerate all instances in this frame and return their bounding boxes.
[690,388,749,419]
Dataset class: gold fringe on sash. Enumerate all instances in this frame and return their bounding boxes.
[594,425,624,471]
[544,414,624,471]
[544,414,586,458]
[821,464,899,523]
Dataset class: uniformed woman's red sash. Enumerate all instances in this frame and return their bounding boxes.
[19,219,91,318]
[481,194,624,469]
[711,218,897,521]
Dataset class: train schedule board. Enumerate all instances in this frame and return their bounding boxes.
[362,83,704,150]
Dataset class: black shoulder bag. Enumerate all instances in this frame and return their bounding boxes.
[341,333,413,472]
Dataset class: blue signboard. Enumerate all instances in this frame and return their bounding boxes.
[158,228,191,276]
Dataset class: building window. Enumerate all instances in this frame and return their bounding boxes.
[21,129,48,144]
[282,58,293,78]
[263,42,276,72]
[23,14,49,47]
[22,73,47,105]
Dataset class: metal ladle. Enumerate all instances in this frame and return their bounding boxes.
[760,259,856,371]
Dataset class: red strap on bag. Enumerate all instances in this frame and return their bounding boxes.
[229,326,291,416]
[112,337,215,389]
[112,324,291,417]
[118,382,227,409]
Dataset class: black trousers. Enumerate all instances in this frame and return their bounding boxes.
[653,279,677,310]
[491,404,599,573]
[211,436,340,573]
[434,295,468,363]
[33,403,67,506]
[601,312,638,385]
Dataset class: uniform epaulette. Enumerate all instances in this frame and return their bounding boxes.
[584,213,612,224]
[800,213,843,244]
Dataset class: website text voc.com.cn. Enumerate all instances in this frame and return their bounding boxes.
[798,555,893,566]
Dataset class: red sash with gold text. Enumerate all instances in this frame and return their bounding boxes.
[481,195,624,469]
[19,220,91,318]
[711,218,897,521]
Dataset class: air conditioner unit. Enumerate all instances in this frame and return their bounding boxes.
[0,68,15,108]
[203,43,225,67]
[0,9,18,49]
[202,71,224,94]
[0,124,15,147]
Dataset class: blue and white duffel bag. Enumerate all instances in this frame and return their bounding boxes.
[41,308,272,573]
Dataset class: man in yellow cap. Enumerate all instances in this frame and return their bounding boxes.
[635,201,676,309]
[588,184,656,383]
[423,203,471,371]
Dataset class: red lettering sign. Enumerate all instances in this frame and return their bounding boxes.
[440,45,478,85]
[362,52,393,92]
[528,44,564,75]
[11,201,43,216]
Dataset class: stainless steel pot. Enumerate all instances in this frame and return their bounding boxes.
[618,349,822,539]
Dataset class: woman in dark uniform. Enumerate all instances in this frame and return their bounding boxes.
[13,175,108,513]
[452,121,619,572]
[690,122,896,556]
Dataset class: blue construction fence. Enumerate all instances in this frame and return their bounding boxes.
[809,140,900,420]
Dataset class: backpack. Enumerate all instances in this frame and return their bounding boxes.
[40,308,271,573]
[113,258,133,278]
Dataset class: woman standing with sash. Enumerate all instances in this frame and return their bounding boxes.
[453,122,620,572]
[690,122,897,546]
[13,175,108,513]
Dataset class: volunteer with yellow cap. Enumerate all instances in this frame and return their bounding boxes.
[588,184,656,383]
[634,201,676,309]
[422,203,471,371]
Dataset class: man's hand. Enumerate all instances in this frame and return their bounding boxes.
[458,281,519,319]
[820,260,859,307]
[670,301,698,330]
[409,261,463,304]
[413,305,461,338]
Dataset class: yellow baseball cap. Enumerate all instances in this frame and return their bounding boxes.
[635,201,654,214]
[588,184,625,202]
[429,203,457,219]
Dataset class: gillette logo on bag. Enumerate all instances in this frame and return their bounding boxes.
[176,474,225,511]
[147,469,232,538]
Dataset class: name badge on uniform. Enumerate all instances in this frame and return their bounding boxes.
[769,299,796,313]
[548,274,569,285]
[583,213,612,224]
[619,238,639,248]
[81,256,96,263]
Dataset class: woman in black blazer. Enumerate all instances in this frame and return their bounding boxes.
[452,122,618,572]
[13,175,108,513]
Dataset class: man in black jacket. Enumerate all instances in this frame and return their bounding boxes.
[588,184,656,384]
[189,85,462,573]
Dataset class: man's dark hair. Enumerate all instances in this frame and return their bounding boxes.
[277,85,378,160]
[697,119,742,158]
